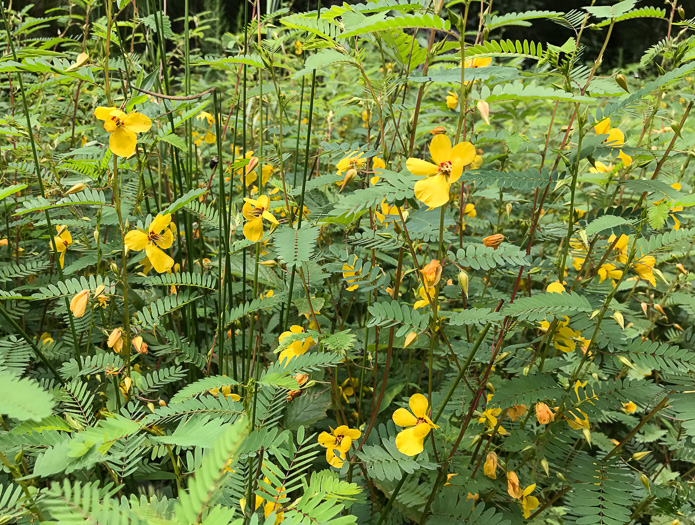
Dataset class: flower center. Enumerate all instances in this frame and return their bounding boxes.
[148,231,164,243]
[110,115,124,127]
[438,161,452,177]
[250,206,265,218]
[335,435,344,446]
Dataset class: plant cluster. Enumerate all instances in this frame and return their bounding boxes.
[0,0,695,523]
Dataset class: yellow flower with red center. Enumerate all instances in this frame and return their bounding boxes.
[392,393,439,456]
[406,135,476,208]
[52,225,72,268]
[242,195,278,242]
[278,325,314,363]
[318,425,361,468]
[94,106,152,157]
[124,213,175,273]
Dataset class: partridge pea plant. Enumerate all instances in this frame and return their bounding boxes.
[0,0,695,524]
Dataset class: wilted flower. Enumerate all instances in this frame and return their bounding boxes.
[70,289,89,318]
[420,260,443,289]
[535,402,555,424]
[483,234,504,249]
[107,328,124,353]
[131,336,148,354]
[484,452,498,479]
[507,404,527,422]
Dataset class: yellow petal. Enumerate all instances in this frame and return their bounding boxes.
[326,448,345,468]
[594,118,611,135]
[109,126,137,157]
[243,218,264,242]
[406,158,439,177]
[146,244,174,274]
[94,106,116,121]
[395,423,431,456]
[124,111,152,133]
[409,393,429,418]
[318,431,336,448]
[262,210,279,225]
[605,127,625,147]
[429,134,452,165]
[392,407,418,428]
[124,230,149,252]
[414,174,450,208]
[155,228,174,250]
[149,213,171,233]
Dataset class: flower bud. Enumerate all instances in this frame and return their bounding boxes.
[404,332,417,348]
[615,74,629,93]
[613,311,625,329]
[505,202,512,217]
[541,458,549,476]
[66,182,86,194]
[429,126,446,135]
[632,451,651,461]
[458,270,469,297]
[676,263,687,275]
[477,100,490,125]
[678,7,685,19]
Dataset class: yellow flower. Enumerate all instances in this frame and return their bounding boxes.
[622,401,637,413]
[483,234,504,249]
[361,109,370,128]
[242,195,278,242]
[53,225,73,268]
[567,408,590,431]
[340,378,369,403]
[547,281,565,294]
[597,263,623,283]
[535,402,555,424]
[107,327,124,353]
[209,383,241,401]
[589,161,613,173]
[539,317,584,353]
[318,425,361,468]
[196,111,216,144]
[464,56,492,69]
[446,91,458,110]
[70,289,90,318]
[594,118,632,166]
[484,452,498,479]
[278,325,314,363]
[406,135,476,208]
[413,285,435,310]
[40,332,54,346]
[471,154,483,169]
[124,213,175,273]
[336,152,366,190]
[370,157,386,185]
[342,256,361,291]
[520,484,539,518]
[420,259,442,289]
[633,254,656,286]
[607,234,629,264]
[294,40,303,55]
[94,106,152,157]
[375,200,403,225]
[392,393,439,456]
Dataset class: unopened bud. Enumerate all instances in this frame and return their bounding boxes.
[678,7,685,19]
[404,332,417,348]
[505,203,512,217]
[654,304,666,317]
[430,126,446,135]
[618,356,635,369]
[632,451,651,461]
[641,302,649,316]
[477,100,490,125]
[66,182,86,194]
[541,458,549,476]
[613,311,625,329]
[640,473,650,492]
[458,270,469,297]
[671,121,682,138]
[676,263,687,275]
[615,74,629,93]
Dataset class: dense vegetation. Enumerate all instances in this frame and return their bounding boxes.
[1,0,695,523]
